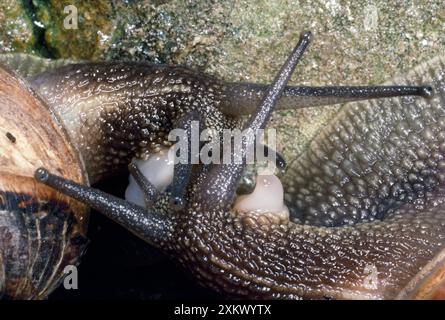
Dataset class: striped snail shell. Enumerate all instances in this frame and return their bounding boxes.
[0,65,88,299]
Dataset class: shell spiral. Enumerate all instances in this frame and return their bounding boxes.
[0,66,88,299]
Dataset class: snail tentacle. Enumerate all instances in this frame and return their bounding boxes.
[169,162,193,211]
[199,32,311,208]
[34,168,172,247]
[168,111,205,211]
[128,162,160,207]
[262,145,287,170]
[222,83,433,116]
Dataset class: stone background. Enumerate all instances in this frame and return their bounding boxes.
[1,0,444,160]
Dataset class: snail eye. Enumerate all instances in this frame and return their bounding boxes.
[233,173,289,223]
[34,167,50,182]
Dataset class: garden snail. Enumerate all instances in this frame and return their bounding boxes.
[16,31,443,299]
[0,65,88,299]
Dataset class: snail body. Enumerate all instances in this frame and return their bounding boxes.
[29,61,431,183]
[34,33,445,299]
[0,32,437,299]
[28,62,239,183]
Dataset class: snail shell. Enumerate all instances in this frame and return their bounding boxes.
[0,65,88,299]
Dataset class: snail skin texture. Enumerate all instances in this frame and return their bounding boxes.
[33,32,445,299]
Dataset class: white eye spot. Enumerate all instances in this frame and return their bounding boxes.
[125,147,174,208]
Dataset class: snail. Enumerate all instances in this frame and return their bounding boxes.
[29,31,445,299]
[0,65,88,299]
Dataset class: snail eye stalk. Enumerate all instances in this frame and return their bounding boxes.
[197,32,312,206]
[167,110,204,211]
[262,144,287,170]
[279,84,434,100]
[128,162,160,207]
[34,167,172,245]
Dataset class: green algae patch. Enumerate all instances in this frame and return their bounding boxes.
[0,1,34,53]
[32,0,114,59]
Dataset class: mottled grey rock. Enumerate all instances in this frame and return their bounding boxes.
[1,0,444,160]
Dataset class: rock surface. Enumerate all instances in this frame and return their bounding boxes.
[1,0,443,161]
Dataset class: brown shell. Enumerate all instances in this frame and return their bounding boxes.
[0,65,88,299]
[396,247,445,299]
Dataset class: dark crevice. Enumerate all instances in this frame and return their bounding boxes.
[48,172,221,300]
[21,0,56,58]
